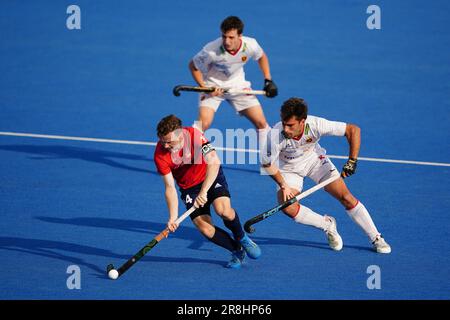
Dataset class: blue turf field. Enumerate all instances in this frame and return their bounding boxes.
[1,1,449,299]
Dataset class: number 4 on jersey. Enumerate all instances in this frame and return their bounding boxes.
[185,194,193,204]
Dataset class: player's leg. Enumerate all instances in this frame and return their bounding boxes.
[239,104,270,148]
[197,107,215,132]
[208,168,261,260]
[282,165,343,251]
[239,104,268,130]
[229,95,271,152]
[181,183,243,268]
[191,213,248,268]
[212,196,261,260]
[322,163,391,253]
[195,94,223,132]
[191,214,239,251]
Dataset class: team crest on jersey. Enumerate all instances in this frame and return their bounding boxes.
[241,56,247,62]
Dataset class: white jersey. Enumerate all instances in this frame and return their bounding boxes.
[192,36,264,88]
[262,116,347,172]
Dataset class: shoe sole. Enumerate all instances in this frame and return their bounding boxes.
[375,247,391,254]
[245,250,261,259]
[327,234,343,251]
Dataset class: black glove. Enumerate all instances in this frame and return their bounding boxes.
[263,79,278,98]
[341,158,357,178]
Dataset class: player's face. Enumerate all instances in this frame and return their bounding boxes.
[282,117,305,139]
[160,130,184,152]
[222,29,242,53]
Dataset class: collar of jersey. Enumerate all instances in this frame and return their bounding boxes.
[222,39,243,56]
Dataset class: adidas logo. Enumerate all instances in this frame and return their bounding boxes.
[214,183,222,188]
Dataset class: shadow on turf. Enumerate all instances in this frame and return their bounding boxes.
[0,236,225,278]
[35,216,208,251]
[36,216,374,254]
[0,144,158,174]
[0,144,263,175]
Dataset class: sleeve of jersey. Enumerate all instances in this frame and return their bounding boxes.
[316,117,347,137]
[154,154,171,176]
[192,128,215,157]
[192,48,211,75]
[260,129,280,165]
[248,38,264,61]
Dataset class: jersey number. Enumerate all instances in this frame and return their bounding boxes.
[185,194,193,204]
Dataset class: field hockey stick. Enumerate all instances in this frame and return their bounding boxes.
[173,85,266,96]
[106,206,197,280]
[244,175,340,233]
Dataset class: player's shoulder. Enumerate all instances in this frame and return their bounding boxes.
[184,126,208,143]
[184,126,200,136]
[154,142,169,162]
[242,36,260,48]
[306,115,347,135]
[306,115,331,125]
[307,115,345,125]
[202,38,223,52]
[272,121,283,130]
[242,35,257,43]
[270,122,285,142]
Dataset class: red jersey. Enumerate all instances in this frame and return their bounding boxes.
[154,127,211,189]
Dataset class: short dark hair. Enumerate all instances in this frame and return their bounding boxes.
[157,114,182,137]
[280,98,308,122]
[220,16,244,34]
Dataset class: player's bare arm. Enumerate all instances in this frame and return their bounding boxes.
[188,60,206,87]
[195,150,221,208]
[257,52,272,80]
[162,172,179,232]
[342,123,361,178]
[262,162,297,201]
[188,60,223,96]
[258,52,278,98]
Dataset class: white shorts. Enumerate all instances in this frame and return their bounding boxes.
[277,155,340,193]
[198,88,260,113]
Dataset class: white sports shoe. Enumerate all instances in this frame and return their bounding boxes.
[324,215,343,251]
[372,235,391,254]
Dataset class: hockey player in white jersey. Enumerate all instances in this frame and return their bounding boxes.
[261,97,391,253]
[189,16,277,147]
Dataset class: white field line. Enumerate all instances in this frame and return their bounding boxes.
[1,131,449,167]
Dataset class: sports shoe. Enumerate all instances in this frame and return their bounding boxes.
[239,233,262,259]
[372,235,391,254]
[324,215,343,251]
[226,248,246,269]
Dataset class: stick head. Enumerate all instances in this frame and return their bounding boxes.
[244,223,255,234]
[173,86,182,97]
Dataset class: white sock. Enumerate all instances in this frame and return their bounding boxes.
[294,205,329,231]
[346,201,380,241]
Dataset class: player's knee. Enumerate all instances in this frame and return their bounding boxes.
[282,203,300,219]
[201,121,211,131]
[216,205,234,220]
[255,120,268,130]
[339,192,357,209]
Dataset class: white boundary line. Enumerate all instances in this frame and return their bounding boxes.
[1,131,449,167]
